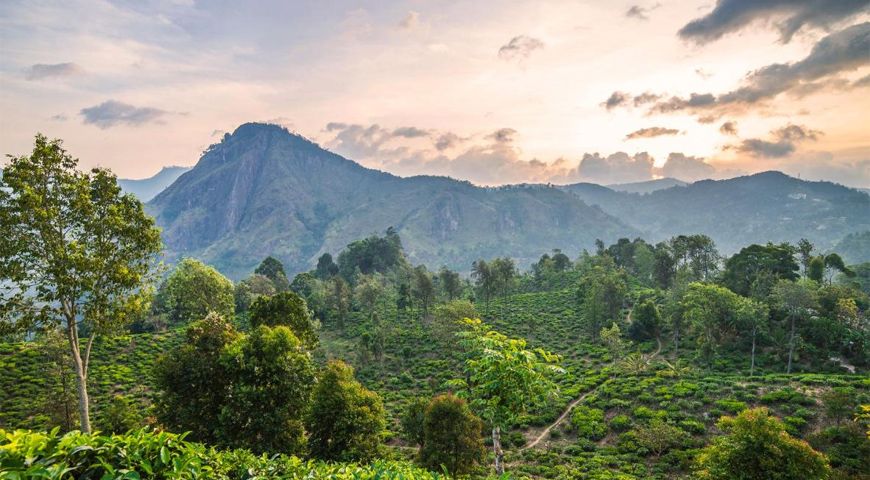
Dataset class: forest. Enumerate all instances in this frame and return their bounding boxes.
[1,137,869,479]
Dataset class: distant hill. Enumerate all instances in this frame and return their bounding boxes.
[607,177,688,194]
[831,231,870,265]
[119,166,190,202]
[148,123,634,278]
[563,171,870,254]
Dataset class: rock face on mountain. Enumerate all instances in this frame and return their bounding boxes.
[563,171,870,254]
[148,123,634,278]
[119,166,191,202]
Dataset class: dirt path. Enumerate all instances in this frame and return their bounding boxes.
[523,308,661,451]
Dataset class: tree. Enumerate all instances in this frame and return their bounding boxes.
[154,313,239,444]
[219,325,316,455]
[453,318,563,475]
[471,260,494,314]
[254,256,290,291]
[412,266,435,319]
[821,388,855,426]
[307,360,386,461]
[736,298,768,377]
[355,274,384,321]
[634,419,689,458]
[628,299,662,341]
[770,279,817,373]
[0,135,162,433]
[328,276,351,328]
[234,273,276,313]
[695,408,830,480]
[99,395,142,434]
[578,262,627,340]
[396,282,411,320]
[400,397,428,448]
[722,243,799,297]
[38,329,77,432]
[157,258,235,325]
[438,267,462,301]
[315,253,339,280]
[808,253,855,285]
[682,283,743,362]
[797,238,814,276]
[420,394,485,478]
[600,322,624,356]
[249,291,318,349]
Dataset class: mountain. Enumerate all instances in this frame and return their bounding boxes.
[148,123,634,278]
[831,231,870,265]
[607,177,688,194]
[562,171,870,254]
[119,166,191,202]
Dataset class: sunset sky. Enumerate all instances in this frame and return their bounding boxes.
[1,0,868,187]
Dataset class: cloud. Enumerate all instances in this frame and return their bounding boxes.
[80,100,169,129]
[678,0,870,44]
[392,126,429,138]
[650,23,870,116]
[50,114,68,121]
[719,121,738,135]
[399,11,420,30]
[497,35,544,61]
[25,62,82,80]
[626,4,660,20]
[434,132,464,151]
[732,123,822,158]
[487,128,518,144]
[625,126,680,139]
[573,152,655,184]
[659,153,715,181]
[602,91,661,110]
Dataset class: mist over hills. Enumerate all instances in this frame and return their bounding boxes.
[147,123,633,278]
[119,166,191,202]
[147,123,870,278]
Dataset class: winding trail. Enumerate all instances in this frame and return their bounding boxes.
[523,309,663,450]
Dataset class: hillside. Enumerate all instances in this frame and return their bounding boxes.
[563,171,870,253]
[607,177,688,194]
[118,166,190,202]
[148,123,634,278]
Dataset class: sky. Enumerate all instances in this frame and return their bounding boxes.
[1,0,868,187]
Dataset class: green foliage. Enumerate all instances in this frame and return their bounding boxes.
[234,274,276,314]
[577,259,628,339]
[219,326,316,455]
[249,291,318,349]
[400,397,427,448]
[307,360,386,462]
[254,256,290,291]
[0,134,162,433]
[0,428,442,479]
[157,258,235,326]
[337,229,406,281]
[628,299,661,341]
[98,395,142,434]
[419,394,485,477]
[695,408,831,480]
[722,243,799,297]
[571,406,607,441]
[633,419,690,457]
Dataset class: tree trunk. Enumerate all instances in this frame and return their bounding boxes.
[492,426,505,475]
[66,319,92,433]
[750,325,757,377]
[787,313,796,374]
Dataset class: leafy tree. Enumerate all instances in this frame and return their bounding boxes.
[420,394,485,478]
[722,243,799,297]
[38,329,78,432]
[695,408,830,480]
[99,395,142,434]
[328,276,351,328]
[453,318,563,475]
[471,260,494,314]
[154,313,239,444]
[315,253,339,280]
[770,279,818,373]
[219,325,316,455]
[653,241,677,289]
[490,257,517,304]
[600,322,624,356]
[254,256,290,291]
[797,238,814,276]
[736,298,769,377]
[412,266,435,318]
[628,299,662,341]
[808,253,855,285]
[158,258,235,325]
[578,261,627,340]
[682,283,743,362]
[307,360,386,462]
[337,229,406,280]
[0,135,162,433]
[670,234,720,281]
[634,419,689,457]
[355,274,384,321]
[234,273,276,313]
[249,291,318,349]
[400,397,428,448]
[396,282,412,320]
[438,267,462,301]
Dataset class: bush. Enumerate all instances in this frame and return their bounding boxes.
[571,406,607,441]
[609,414,632,432]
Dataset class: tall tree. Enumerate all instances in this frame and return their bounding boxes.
[254,256,290,291]
[0,135,162,433]
[314,253,339,280]
[355,274,384,321]
[453,318,563,475]
[420,394,486,477]
[438,267,462,301]
[328,276,351,328]
[797,238,815,276]
[412,266,435,319]
[578,262,627,340]
[307,360,386,461]
[770,279,818,373]
[249,291,318,349]
[723,243,799,297]
[471,260,494,314]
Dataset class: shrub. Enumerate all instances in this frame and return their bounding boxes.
[571,406,607,441]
